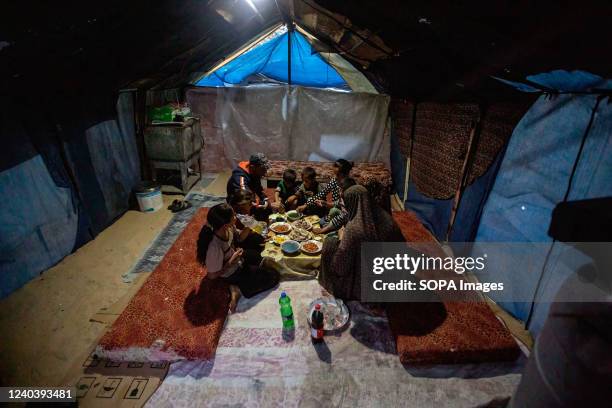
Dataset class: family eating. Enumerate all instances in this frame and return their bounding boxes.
[197,153,404,311]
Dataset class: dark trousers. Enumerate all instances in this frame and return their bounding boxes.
[223,231,279,298]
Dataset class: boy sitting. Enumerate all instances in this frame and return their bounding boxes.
[294,167,326,216]
[274,169,300,212]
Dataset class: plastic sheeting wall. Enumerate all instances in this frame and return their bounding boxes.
[187,86,390,171]
[475,94,612,334]
[0,92,140,298]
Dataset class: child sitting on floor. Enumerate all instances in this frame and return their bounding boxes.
[294,167,325,216]
[228,189,266,251]
[197,203,279,312]
[313,177,357,235]
[274,169,300,212]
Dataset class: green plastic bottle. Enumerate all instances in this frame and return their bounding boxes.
[279,291,295,329]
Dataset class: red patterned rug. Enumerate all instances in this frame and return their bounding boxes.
[389,210,520,365]
[97,208,230,361]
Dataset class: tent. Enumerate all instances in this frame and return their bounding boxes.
[2,1,612,404]
[1,1,610,336]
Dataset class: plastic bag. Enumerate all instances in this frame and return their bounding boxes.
[236,214,258,228]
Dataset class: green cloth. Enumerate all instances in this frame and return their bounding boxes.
[277,180,299,202]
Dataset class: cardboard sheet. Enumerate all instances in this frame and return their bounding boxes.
[58,275,168,407]
[61,345,169,408]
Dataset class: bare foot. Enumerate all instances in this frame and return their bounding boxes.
[228,285,241,313]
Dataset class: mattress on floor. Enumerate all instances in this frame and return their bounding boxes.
[389,211,521,365]
[96,208,230,361]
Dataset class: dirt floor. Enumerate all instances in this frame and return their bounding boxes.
[0,195,179,387]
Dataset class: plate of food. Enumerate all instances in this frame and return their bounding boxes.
[269,222,292,234]
[288,227,312,242]
[285,210,302,222]
[273,234,289,246]
[281,240,300,255]
[303,215,320,225]
[300,239,322,255]
[291,219,312,231]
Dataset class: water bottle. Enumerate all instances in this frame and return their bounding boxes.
[310,303,324,343]
[279,292,295,329]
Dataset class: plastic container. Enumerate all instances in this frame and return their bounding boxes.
[279,292,295,329]
[310,304,324,343]
[307,297,350,331]
[134,182,163,213]
[149,105,174,122]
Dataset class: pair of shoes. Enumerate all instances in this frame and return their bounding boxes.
[168,199,192,213]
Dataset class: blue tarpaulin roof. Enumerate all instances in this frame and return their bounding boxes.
[195,28,348,89]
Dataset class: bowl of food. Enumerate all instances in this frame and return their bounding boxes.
[269,222,292,234]
[286,210,301,222]
[291,219,312,231]
[288,227,312,242]
[268,213,286,223]
[273,234,289,246]
[281,240,300,255]
[300,239,322,255]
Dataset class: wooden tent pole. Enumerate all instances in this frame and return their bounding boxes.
[445,109,482,242]
[403,101,417,208]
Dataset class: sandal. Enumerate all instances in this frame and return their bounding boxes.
[168,199,192,213]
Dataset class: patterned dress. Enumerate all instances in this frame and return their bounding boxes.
[319,185,404,300]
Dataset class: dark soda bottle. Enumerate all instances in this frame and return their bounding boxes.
[311,303,324,343]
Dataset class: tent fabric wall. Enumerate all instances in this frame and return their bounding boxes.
[62,93,140,234]
[0,155,79,299]
[475,93,612,333]
[318,50,378,94]
[411,103,479,200]
[389,100,527,241]
[0,93,140,298]
[392,157,504,242]
[188,86,390,172]
[83,94,140,223]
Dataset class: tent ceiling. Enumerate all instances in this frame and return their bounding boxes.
[194,26,353,90]
[2,0,610,102]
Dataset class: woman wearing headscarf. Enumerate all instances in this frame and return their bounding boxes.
[319,185,404,300]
